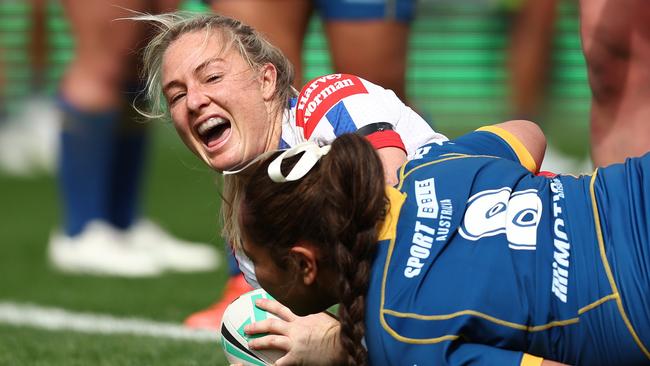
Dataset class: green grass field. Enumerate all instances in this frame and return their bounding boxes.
[0,117,590,366]
[0,1,593,363]
[0,124,232,365]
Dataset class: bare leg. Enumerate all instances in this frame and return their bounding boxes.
[325,20,410,101]
[60,0,153,110]
[506,0,557,119]
[212,0,312,87]
[580,0,650,166]
[29,0,47,91]
[51,0,219,277]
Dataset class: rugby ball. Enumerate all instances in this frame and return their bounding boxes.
[220,288,285,365]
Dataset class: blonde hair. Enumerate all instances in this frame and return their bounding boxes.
[135,12,298,244]
[220,174,246,250]
[135,11,296,120]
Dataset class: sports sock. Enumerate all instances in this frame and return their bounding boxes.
[227,247,242,276]
[108,114,149,230]
[58,96,117,237]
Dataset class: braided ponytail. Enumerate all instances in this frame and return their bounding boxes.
[240,134,387,365]
[319,135,387,365]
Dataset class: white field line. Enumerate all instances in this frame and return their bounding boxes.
[0,301,219,343]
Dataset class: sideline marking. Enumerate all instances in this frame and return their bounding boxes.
[0,301,219,343]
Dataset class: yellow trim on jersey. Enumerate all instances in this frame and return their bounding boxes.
[378,187,406,241]
[578,293,618,314]
[382,308,580,332]
[377,167,621,345]
[397,154,474,190]
[590,170,650,359]
[521,353,544,366]
[477,126,537,173]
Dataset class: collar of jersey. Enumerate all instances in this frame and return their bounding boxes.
[378,186,405,241]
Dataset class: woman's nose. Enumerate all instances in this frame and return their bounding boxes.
[186,86,210,111]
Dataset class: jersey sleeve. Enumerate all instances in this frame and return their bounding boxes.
[449,126,538,173]
[295,73,442,155]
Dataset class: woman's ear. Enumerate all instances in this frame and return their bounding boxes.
[259,63,277,101]
[289,244,319,286]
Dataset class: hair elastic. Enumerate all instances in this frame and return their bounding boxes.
[222,141,331,182]
[267,142,331,182]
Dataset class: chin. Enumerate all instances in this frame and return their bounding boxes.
[208,159,230,172]
[290,300,332,317]
[207,154,240,172]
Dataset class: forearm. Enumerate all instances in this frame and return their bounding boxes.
[376,146,407,186]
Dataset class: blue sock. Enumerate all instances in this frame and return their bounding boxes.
[58,97,118,237]
[227,248,242,276]
[108,120,149,230]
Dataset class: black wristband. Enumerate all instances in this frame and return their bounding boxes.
[355,122,395,137]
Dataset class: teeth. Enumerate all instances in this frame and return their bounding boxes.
[198,117,227,136]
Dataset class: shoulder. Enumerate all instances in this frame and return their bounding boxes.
[296,74,403,123]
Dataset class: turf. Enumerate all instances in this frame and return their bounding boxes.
[0,1,591,362]
[0,124,231,365]
[0,118,589,366]
[0,324,223,366]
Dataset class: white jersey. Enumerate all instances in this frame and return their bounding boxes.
[237,73,448,287]
[280,73,446,157]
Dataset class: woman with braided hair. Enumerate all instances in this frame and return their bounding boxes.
[235,120,650,365]
[236,135,390,365]
[136,10,445,342]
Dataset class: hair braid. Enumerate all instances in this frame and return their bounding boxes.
[319,135,387,365]
[334,227,377,366]
[239,134,388,364]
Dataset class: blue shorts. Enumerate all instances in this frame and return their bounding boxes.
[314,0,416,22]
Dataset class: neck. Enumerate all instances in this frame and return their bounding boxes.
[263,101,287,152]
[316,268,342,310]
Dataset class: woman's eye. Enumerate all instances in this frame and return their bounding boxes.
[206,74,221,83]
[169,93,185,105]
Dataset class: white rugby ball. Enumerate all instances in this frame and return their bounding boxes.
[220,288,285,366]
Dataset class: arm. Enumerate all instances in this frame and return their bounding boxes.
[358,123,409,186]
[377,146,406,186]
[492,119,547,170]
[454,119,545,173]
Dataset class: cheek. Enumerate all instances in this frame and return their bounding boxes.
[170,118,201,155]
[171,119,192,144]
[256,264,290,301]
[230,92,268,131]
[170,109,187,132]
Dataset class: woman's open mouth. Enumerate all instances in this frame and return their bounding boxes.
[197,117,232,149]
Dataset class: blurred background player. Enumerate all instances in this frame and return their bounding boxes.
[580,0,650,167]
[505,0,557,122]
[212,0,413,98]
[48,0,219,276]
[0,0,59,177]
[502,0,591,174]
[183,0,418,329]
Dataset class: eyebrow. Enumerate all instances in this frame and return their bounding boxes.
[162,56,224,95]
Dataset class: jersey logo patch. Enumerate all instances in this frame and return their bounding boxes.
[296,74,368,138]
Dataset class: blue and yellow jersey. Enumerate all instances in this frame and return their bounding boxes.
[364,126,650,365]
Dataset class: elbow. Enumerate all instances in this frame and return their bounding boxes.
[498,119,547,171]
